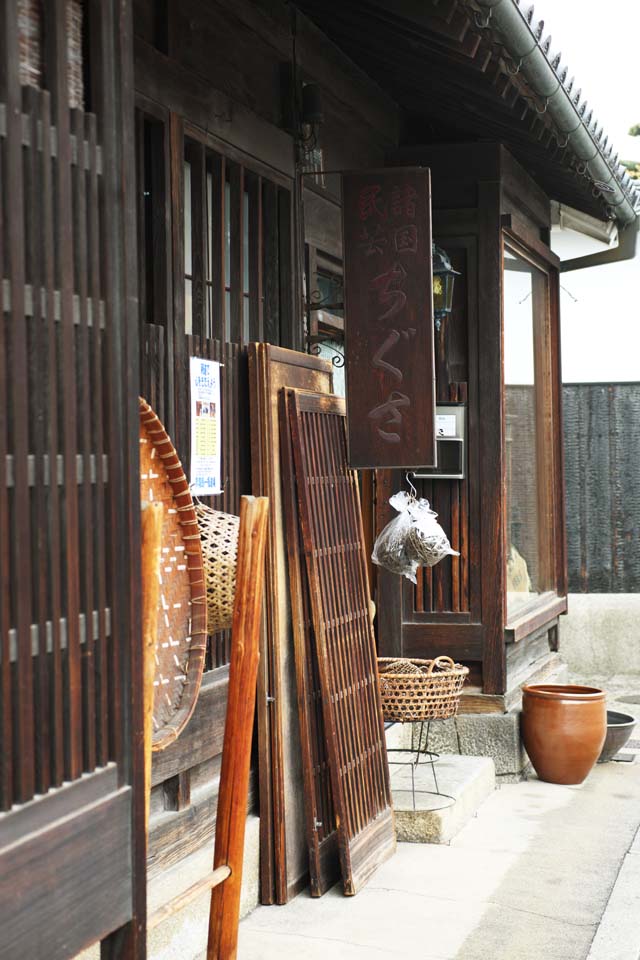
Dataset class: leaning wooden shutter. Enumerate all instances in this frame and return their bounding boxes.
[283,388,395,895]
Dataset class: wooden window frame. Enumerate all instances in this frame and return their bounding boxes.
[305,243,344,344]
[502,229,567,640]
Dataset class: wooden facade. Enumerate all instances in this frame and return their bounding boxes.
[0,1,144,955]
[6,0,629,950]
[128,0,574,894]
[377,144,567,702]
[131,0,402,888]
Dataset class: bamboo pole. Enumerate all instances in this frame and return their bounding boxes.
[207,495,269,960]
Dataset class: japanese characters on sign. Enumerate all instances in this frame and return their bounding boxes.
[342,168,436,468]
[189,356,222,495]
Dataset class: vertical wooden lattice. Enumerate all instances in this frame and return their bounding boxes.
[284,389,395,895]
[0,2,120,809]
[251,344,339,902]
[280,387,339,897]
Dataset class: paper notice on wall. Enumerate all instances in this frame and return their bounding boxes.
[190,356,222,495]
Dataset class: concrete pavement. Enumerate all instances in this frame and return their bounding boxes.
[236,758,640,960]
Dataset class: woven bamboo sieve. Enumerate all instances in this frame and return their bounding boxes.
[377,655,469,722]
[139,397,207,752]
[194,501,240,635]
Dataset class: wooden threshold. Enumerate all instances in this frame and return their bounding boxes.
[457,686,506,715]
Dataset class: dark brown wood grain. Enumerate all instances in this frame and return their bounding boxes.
[47,0,84,780]
[285,389,395,895]
[0,788,133,960]
[0,76,9,809]
[280,388,340,898]
[342,167,436,469]
[247,173,264,341]
[24,85,50,795]
[208,496,269,960]
[1,0,34,804]
[476,180,506,694]
[248,343,333,904]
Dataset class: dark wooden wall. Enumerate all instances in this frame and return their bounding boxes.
[378,143,565,697]
[564,383,640,593]
[132,0,400,877]
[1,2,145,955]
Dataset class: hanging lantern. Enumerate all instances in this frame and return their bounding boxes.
[432,243,460,330]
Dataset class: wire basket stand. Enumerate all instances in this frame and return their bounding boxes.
[386,718,464,812]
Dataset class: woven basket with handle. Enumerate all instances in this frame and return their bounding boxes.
[377,655,469,722]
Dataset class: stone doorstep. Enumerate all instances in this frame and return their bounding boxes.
[390,753,496,844]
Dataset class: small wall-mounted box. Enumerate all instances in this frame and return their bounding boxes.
[412,403,466,480]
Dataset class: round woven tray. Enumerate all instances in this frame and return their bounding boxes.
[377,656,469,722]
[139,397,207,751]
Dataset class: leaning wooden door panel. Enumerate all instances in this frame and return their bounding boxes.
[285,389,396,894]
[248,344,334,903]
[342,167,436,469]
[280,390,340,897]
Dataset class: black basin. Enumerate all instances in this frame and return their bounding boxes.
[598,710,636,763]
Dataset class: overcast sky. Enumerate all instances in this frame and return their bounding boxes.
[536,0,639,162]
[530,0,639,383]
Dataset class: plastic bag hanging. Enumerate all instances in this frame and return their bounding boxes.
[372,490,459,583]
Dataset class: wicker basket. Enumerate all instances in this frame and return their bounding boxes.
[377,656,469,722]
[195,501,240,635]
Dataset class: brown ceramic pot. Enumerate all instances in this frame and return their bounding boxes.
[521,684,607,785]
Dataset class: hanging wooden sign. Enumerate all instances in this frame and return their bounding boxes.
[342,167,436,468]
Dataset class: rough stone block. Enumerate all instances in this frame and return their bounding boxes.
[396,712,527,778]
[391,754,495,843]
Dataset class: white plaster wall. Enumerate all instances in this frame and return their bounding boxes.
[559,594,640,675]
[551,226,640,384]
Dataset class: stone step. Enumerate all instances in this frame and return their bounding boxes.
[389,753,495,844]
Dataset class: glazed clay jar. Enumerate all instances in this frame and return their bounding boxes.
[521,684,607,785]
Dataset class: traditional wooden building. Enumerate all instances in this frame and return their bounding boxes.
[1,0,638,956]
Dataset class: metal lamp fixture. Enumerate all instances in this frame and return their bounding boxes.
[432,243,460,330]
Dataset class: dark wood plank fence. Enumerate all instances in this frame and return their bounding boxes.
[564,383,640,593]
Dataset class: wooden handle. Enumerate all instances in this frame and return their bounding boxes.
[207,495,269,960]
[141,501,164,832]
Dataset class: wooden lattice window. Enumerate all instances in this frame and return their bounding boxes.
[183,135,294,347]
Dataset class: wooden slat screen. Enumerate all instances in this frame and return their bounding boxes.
[0,2,119,809]
[280,383,339,898]
[284,389,395,895]
[412,381,470,615]
[137,114,295,672]
[249,343,336,904]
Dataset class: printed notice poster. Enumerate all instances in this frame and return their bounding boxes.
[190,356,222,495]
